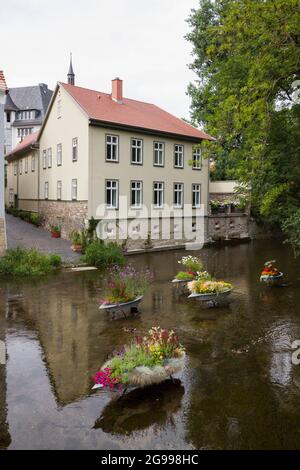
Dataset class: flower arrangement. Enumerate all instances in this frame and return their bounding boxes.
[101,265,152,305]
[50,224,61,238]
[187,279,232,295]
[175,255,203,281]
[93,327,185,390]
[260,260,280,277]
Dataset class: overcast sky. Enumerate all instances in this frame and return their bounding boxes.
[1,0,200,119]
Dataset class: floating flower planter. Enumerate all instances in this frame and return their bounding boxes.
[92,327,186,393]
[187,279,233,307]
[99,265,152,319]
[99,295,144,318]
[172,255,205,293]
[260,260,283,286]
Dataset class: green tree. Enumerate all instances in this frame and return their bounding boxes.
[186,0,300,254]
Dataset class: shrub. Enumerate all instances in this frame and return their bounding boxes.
[175,271,195,281]
[30,213,43,227]
[82,240,125,268]
[0,248,62,277]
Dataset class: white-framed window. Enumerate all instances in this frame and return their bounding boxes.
[192,183,201,208]
[25,157,28,174]
[47,148,52,168]
[174,183,184,208]
[19,159,22,175]
[14,163,18,176]
[9,189,14,204]
[153,181,164,208]
[71,179,78,200]
[72,138,78,162]
[131,138,143,165]
[131,180,142,208]
[153,142,164,166]
[106,135,119,162]
[57,180,62,200]
[42,150,47,169]
[57,99,62,118]
[192,147,202,169]
[57,143,62,166]
[44,181,49,200]
[174,144,184,168]
[105,179,118,208]
[31,155,35,172]
[17,127,33,138]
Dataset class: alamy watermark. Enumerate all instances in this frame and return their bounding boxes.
[0,340,5,365]
[291,340,300,365]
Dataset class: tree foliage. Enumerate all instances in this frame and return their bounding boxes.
[186,0,300,253]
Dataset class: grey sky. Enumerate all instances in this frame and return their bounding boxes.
[0,0,200,120]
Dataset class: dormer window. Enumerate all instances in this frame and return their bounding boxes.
[17,110,36,120]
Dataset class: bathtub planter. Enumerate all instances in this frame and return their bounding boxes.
[99,295,144,318]
[187,280,233,306]
[260,272,283,286]
[172,277,195,294]
[188,288,233,302]
[92,327,186,393]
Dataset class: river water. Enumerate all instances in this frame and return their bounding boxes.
[1,239,300,450]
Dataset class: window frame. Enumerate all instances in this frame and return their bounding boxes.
[105,134,119,163]
[174,144,184,169]
[105,179,119,209]
[131,137,143,165]
[192,147,202,170]
[192,183,201,208]
[71,178,77,201]
[44,181,49,200]
[31,155,35,172]
[57,180,62,201]
[57,143,62,166]
[47,148,52,168]
[153,181,164,208]
[173,182,184,208]
[153,141,165,167]
[42,150,47,169]
[25,157,28,174]
[72,137,78,162]
[130,180,143,208]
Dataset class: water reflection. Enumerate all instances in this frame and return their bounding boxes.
[1,240,300,448]
[94,379,184,435]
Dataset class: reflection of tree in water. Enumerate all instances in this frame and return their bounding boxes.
[94,379,184,435]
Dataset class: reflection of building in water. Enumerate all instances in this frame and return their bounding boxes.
[0,293,11,449]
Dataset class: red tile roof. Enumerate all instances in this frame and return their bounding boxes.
[0,70,7,92]
[61,82,214,141]
[5,131,39,160]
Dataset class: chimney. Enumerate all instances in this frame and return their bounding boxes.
[112,78,123,103]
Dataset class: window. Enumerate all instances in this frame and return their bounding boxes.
[17,128,33,139]
[153,182,164,208]
[174,183,184,208]
[6,111,11,123]
[14,163,17,176]
[71,179,77,200]
[31,155,35,172]
[105,180,118,208]
[106,135,119,162]
[47,148,52,168]
[192,147,202,169]
[192,184,201,208]
[9,189,14,204]
[72,138,78,162]
[19,159,22,175]
[131,181,142,208]
[42,150,47,169]
[57,180,62,200]
[44,182,49,200]
[57,143,62,166]
[174,145,184,168]
[131,138,143,165]
[57,99,62,118]
[25,157,28,174]
[154,142,164,166]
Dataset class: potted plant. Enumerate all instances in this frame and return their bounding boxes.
[50,225,61,238]
[210,200,220,214]
[71,230,83,252]
[99,265,152,316]
[172,255,204,285]
[260,260,283,285]
[92,327,186,393]
[187,278,233,303]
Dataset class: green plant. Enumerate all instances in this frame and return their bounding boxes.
[70,230,82,245]
[101,265,152,304]
[50,225,61,234]
[187,279,232,295]
[178,255,203,274]
[175,271,195,281]
[82,240,125,268]
[0,248,62,277]
[30,213,43,227]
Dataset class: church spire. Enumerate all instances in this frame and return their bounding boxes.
[67,53,75,85]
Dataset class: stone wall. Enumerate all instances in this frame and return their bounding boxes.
[0,217,7,256]
[208,214,250,241]
[39,200,88,239]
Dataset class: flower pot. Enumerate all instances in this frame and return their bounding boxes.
[99,295,144,317]
[188,288,232,303]
[172,278,195,295]
[51,231,61,238]
[71,244,82,253]
[260,272,283,286]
